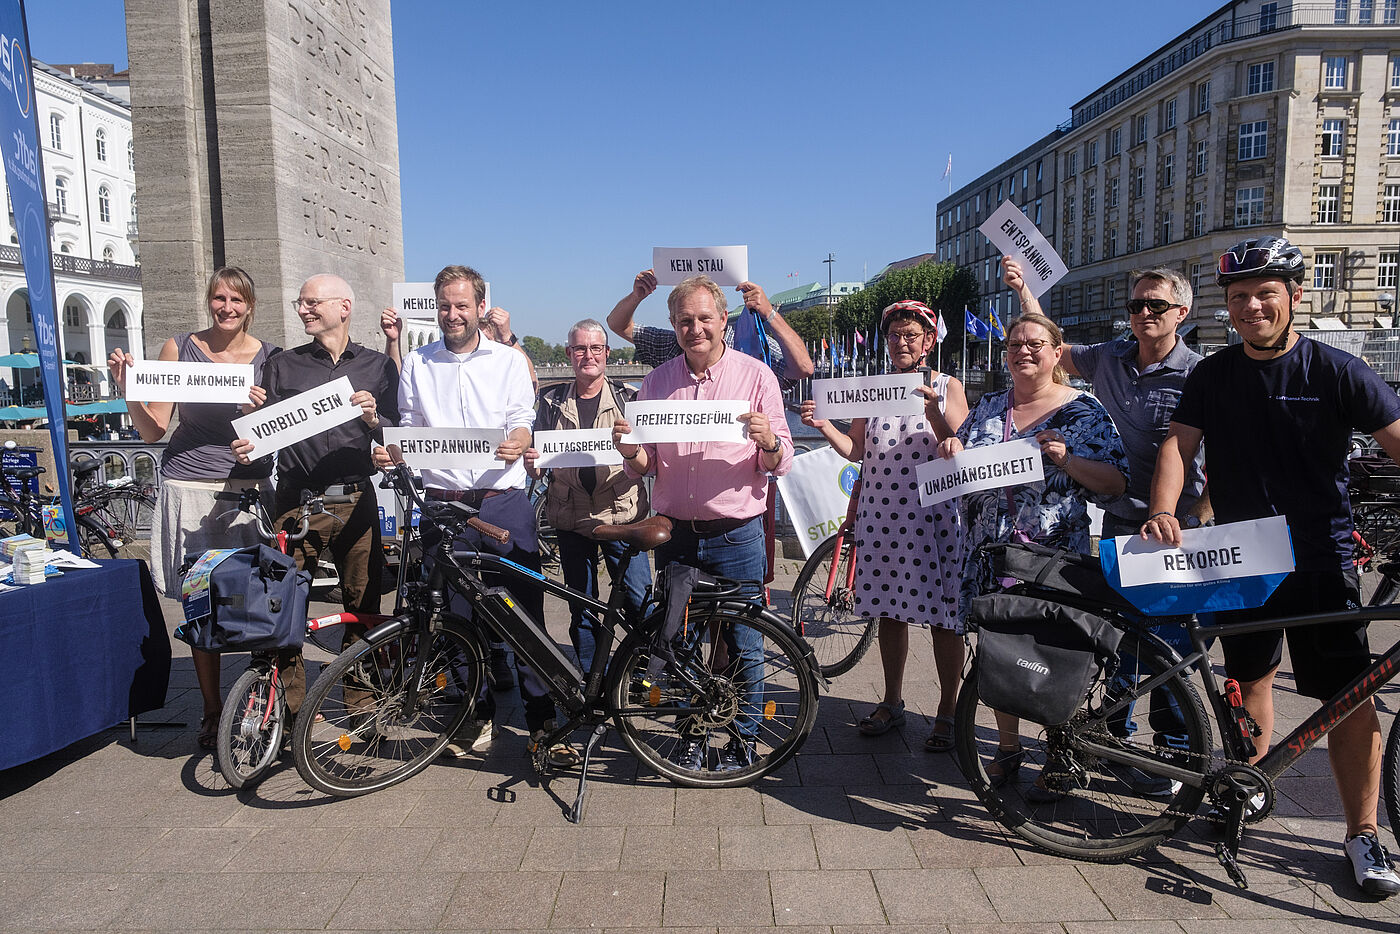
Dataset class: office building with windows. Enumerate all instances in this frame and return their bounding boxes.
[938,1,1400,345]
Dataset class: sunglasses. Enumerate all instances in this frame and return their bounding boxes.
[1125,298,1182,316]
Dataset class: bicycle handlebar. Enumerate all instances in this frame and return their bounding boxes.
[380,444,512,546]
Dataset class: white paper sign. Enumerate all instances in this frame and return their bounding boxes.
[124,361,255,404]
[230,375,361,458]
[653,245,749,287]
[915,437,1044,507]
[811,373,925,421]
[978,200,1068,298]
[392,280,491,319]
[535,428,625,469]
[382,427,506,471]
[625,399,749,444]
[1111,515,1295,587]
[776,446,861,558]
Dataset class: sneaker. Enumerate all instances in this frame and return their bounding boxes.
[489,647,514,691]
[441,719,492,758]
[1123,767,1182,798]
[529,726,581,769]
[671,737,707,771]
[715,737,756,772]
[1346,831,1400,897]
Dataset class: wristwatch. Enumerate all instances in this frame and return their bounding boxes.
[506,334,519,346]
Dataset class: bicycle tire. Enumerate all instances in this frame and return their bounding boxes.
[74,514,118,559]
[607,603,820,788]
[291,615,484,796]
[1382,710,1400,834]
[789,534,876,678]
[535,493,562,581]
[955,627,1212,862]
[1368,571,1400,607]
[80,488,156,566]
[217,661,286,790]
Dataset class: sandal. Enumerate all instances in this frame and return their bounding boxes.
[923,716,956,753]
[987,744,1023,788]
[197,711,221,751]
[858,700,906,736]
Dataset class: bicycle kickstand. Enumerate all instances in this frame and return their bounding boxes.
[568,723,609,824]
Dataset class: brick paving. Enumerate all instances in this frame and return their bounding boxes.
[3,556,1400,932]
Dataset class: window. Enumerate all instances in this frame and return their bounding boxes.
[1010,173,1017,197]
[1387,0,1399,23]
[129,193,138,224]
[1065,241,1074,266]
[1314,251,1339,290]
[1036,159,1043,183]
[1109,177,1119,207]
[1067,152,1078,176]
[1324,57,1348,91]
[1239,121,1268,160]
[1034,199,1042,225]
[1086,235,1095,264]
[1164,97,1177,130]
[955,204,961,222]
[1190,263,1204,294]
[996,182,1003,203]
[1322,118,1345,157]
[1392,57,1400,89]
[1022,167,1029,190]
[1107,227,1118,258]
[1236,185,1266,227]
[1361,0,1375,22]
[1136,113,1148,143]
[48,113,61,150]
[1133,219,1144,252]
[1162,153,1175,188]
[63,304,81,327]
[1134,165,1145,198]
[1380,251,1398,289]
[102,245,114,263]
[1160,212,1172,245]
[1087,140,1098,167]
[1260,2,1278,31]
[1390,118,1400,156]
[127,139,135,172]
[1318,185,1340,223]
[1386,184,1400,222]
[955,235,961,257]
[1248,62,1275,95]
[95,128,106,162]
[1194,200,1206,237]
[974,194,980,215]
[1066,195,1076,224]
[53,176,67,215]
[1336,0,1350,22]
[1195,139,1209,176]
[938,214,944,234]
[97,185,110,224]
[1111,127,1121,156]
[1108,280,1118,309]
[1086,187,1096,216]
[1197,80,1211,115]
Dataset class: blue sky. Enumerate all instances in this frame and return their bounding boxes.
[29,0,1225,341]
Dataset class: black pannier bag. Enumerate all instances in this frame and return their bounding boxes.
[968,592,1124,726]
[175,545,311,652]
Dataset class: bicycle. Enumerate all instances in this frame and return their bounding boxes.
[289,454,823,820]
[953,540,1400,889]
[788,477,877,678]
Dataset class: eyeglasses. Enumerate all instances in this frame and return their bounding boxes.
[886,330,927,346]
[292,297,346,311]
[568,344,608,357]
[1005,339,1051,353]
[1125,298,1183,316]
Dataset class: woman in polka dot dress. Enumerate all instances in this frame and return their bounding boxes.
[800,301,968,751]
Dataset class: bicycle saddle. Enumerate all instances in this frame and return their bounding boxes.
[72,459,102,478]
[591,515,672,551]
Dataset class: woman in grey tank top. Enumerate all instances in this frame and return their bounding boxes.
[107,267,280,750]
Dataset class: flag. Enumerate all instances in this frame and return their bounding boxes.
[964,307,989,340]
[935,312,948,344]
[942,153,952,179]
[854,330,865,345]
[988,306,1006,341]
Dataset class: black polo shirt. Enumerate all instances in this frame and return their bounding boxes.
[259,339,399,491]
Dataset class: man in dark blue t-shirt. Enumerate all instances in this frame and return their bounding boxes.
[1143,235,1400,897]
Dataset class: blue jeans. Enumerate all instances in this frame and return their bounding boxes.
[556,528,651,674]
[656,515,766,740]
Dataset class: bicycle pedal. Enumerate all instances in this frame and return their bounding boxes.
[1214,842,1249,889]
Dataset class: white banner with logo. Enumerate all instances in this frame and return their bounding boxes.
[534,428,625,469]
[230,375,362,458]
[915,437,1044,507]
[1110,515,1295,587]
[382,426,506,471]
[978,200,1068,298]
[776,446,861,558]
[811,373,924,420]
[624,399,749,444]
[124,360,255,404]
[652,245,749,286]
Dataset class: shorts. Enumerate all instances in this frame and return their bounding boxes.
[1216,567,1369,700]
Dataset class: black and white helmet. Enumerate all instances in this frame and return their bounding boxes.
[1216,235,1305,288]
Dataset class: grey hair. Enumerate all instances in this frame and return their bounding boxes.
[567,318,608,347]
[1129,266,1192,310]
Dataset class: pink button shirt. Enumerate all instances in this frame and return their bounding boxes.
[627,345,793,521]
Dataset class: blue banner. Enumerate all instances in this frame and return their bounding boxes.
[0,1,77,551]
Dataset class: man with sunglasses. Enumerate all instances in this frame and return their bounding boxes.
[1142,235,1400,897]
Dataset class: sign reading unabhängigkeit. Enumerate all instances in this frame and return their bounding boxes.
[125,361,255,404]
[652,246,748,287]
[811,373,924,421]
[1110,515,1295,587]
[624,399,749,444]
[915,438,1043,507]
[230,376,362,458]
[535,428,624,469]
[382,426,506,470]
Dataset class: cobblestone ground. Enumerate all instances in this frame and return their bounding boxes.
[2,550,1400,932]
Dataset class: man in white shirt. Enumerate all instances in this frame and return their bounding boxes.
[372,264,554,758]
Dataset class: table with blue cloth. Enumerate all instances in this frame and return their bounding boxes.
[0,559,171,770]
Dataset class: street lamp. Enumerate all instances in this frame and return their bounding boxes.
[1214,309,1236,345]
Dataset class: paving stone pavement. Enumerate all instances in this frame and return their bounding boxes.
[4,560,1400,932]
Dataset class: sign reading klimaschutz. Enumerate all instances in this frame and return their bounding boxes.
[0,2,76,551]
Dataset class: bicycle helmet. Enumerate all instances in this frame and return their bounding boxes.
[1216,235,1305,288]
[880,300,938,333]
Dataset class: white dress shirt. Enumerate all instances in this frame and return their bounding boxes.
[398,337,535,491]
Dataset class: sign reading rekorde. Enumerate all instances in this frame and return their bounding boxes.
[392,280,491,319]
[652,246,748,287]
[811,373,924,420]
[125,361,255,404]
[978,201,1068,298]
[1110,515,1295,587]
[534,428,624,469]
[230,376,362,458]
[915,438,1043,507]
[382,427,506,470]
[624,399,749,444]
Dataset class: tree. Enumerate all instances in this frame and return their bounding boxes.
[520,335,549,363]
[832,260,980,344]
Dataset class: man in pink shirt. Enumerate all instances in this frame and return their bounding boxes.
[613,274,793,771]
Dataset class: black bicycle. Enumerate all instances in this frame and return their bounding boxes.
[289,455,823,819]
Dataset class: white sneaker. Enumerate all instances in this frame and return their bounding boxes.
[441,719,492,758]
[1345,831,1400,897]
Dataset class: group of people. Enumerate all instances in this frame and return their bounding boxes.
[106,233,1400,897]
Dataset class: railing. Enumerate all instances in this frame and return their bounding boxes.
[1196,327,1400,384]
[0,245,141,282]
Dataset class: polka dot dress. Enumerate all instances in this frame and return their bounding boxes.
[852,373,964,631]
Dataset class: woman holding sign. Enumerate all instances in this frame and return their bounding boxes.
[939,313,1126,790]
[108,266,279,749]
[800,300,968,751]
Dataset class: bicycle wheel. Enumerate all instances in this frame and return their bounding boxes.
[1382,711,1400,834]
[75,514,118,558]
[291,615,484,796]
[535,494,561,580]
[955,628,1212,862]
[608,603,820,788]
[789,534,876,678]
[80,488,156,565]
[217,661,286,790]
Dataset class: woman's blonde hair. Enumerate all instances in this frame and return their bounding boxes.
[205,266,257,332]
[1008,312,1068,385]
